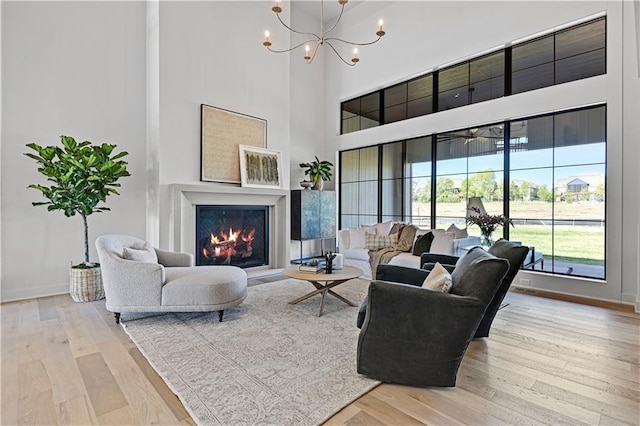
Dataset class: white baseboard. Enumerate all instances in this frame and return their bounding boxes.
[621,292,638,305]
[1,283,69,303]
[621,293,640,312]
[514,284,636,308]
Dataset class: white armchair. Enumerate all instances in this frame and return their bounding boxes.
[96,235,247,323]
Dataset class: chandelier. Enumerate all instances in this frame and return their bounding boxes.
[262,0,386,66]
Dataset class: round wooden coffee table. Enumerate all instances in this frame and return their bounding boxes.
[283,265,363,317]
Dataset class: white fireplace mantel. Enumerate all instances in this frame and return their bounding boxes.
[169,183,290,271]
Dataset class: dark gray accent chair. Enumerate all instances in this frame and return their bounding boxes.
[476,239,529,337]
[419,238,530,338]
[356,247,509,387]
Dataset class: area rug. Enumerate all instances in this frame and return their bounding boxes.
[121,278,379,426]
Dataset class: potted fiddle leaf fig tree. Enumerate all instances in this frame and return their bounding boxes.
[299,156,333,190]
[25,135,130,302]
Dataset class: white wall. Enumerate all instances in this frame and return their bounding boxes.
[2,1,636,304]
[155,1,328,260]
[152,1,330,259]
[288,2,335,259]
[0,1,4,300]
[156,1,293,251]
[622,0,640,309]
[324,1,640,305]
[1,1,148,301]
[0,1,326,301]
[289,3,327,186]
[158,1,290,186]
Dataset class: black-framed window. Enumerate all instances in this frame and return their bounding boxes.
[340,146,379,227]
[555,18,606,84]
[438,51,505,111]
[341,93,381,134]
[340,16,605,135]
[408,75,433,118]
[512,34,555,94]
[435,124,505,228]
[338,105,606,280]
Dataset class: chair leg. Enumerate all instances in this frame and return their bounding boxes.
[218,310,224,322]
[114,312,121,324]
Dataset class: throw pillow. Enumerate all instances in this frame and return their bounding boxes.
[394,224,418,252]
[365,232,399,250]
[374,220,394,236]
[123,241,158,263]
[447,223,469,239]
[412,231,435,256]
[429,231,455,255]
[360,224,378,236]
[421,262,453,293]
[348,227,369,249]
[389,222,405,236]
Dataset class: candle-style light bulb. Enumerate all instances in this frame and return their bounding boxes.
[304,44,311,61]
[263,30,271,47]
[272,0,282,14]
[351,48,359,64]
[376,19,385,37]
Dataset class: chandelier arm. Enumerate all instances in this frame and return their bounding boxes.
[325,41,356,67]
[306,42,322,64]
[324,35,383,47]
[276,12,321,39]
[266,39,318,54]
[323,4,345,36]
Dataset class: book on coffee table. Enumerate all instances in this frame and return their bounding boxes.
[298,261,325,273]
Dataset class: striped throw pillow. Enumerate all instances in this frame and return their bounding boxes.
[365,232,399,250]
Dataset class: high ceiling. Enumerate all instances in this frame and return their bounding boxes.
[292,0,364,23]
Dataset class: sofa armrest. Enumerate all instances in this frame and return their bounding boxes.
[422,262,456,274]
[101,258,166,309]
[155,248,194,267]
[375,264,429,287]
[337,229,350,251]
[420,252,460,269]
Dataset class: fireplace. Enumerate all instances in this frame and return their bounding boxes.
[170,184,289,272]
[195,205,269,268]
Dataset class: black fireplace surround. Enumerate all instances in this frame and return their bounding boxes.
[196,205,269,268]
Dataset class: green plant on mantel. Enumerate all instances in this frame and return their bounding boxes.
[299,156,333,190]
[25,135,130,268]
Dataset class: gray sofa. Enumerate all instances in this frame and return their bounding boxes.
[95,234,247,323]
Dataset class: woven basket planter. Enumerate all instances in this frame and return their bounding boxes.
[69,266,105,302]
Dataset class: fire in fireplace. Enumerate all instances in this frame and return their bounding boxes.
[195,205,268,268]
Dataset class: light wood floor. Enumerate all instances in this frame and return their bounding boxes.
[2,277,639,425]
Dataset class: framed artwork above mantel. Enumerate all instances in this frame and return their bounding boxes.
[238,145,284,189]
[200,104,267,183]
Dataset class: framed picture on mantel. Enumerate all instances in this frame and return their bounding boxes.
[238,145,284,189]
[200,104,267,183]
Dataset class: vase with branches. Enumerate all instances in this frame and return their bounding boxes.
[466,206,514,246]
